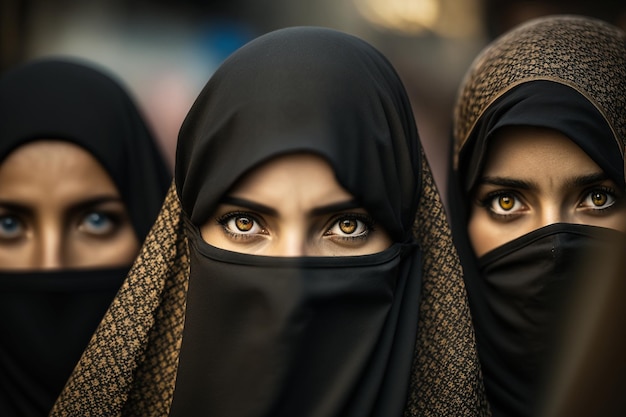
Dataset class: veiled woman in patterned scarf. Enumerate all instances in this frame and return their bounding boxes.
[51,26,488,416]
[447,15,626,417]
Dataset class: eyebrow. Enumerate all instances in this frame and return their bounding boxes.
[220,196,279,216]
[478,176,534,190]
[0,200,33,215]
[479,172,609,190]
[310,199,361,216]
[68,196,125,213]
[220,196,362,216]
[566,172,609,188]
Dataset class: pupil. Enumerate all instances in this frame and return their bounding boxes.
[88,213,104,225]
[339,219,356,234]
[499,196,512,210]
[236,217,252,231]
[593,192,606,206]
[1,217,17,231]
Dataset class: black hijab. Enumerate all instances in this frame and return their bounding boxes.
[50,27,488,417]
[0,58,171,239]
[0,58,171,416]
[448,16,626,417]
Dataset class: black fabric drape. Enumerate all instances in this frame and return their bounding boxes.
[0,58,171,239]
[49,26,488,417]
[0,58,171,417]
[171,26,422,417]
[448,16,626,417]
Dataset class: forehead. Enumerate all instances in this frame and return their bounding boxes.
[228,153,352,206]
[483,127,602,177]
[0,140,120,204]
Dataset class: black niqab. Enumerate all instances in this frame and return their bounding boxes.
[447,16,626,417]
[170,27,422,416]
[0,58,171,417]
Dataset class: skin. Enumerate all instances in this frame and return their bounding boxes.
[0,140,139,269]
[201,153,392,256]
[469,126,626,257]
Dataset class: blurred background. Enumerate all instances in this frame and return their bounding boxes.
[2,0,626,196]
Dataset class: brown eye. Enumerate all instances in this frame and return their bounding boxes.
[325,214,372,240]
[218,212,267,238]
[591,191,608,207]
[339,219,357,234]
[484,192,525,217]
[498,195,514,211]
[235,216,253,231]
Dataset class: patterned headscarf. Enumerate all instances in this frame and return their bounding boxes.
[448,15,626,417]
[51,27,488,417]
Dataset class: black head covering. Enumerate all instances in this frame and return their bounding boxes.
[0,58,171,416]
[0,58,171,239]
[50,27,489,417]
[448,15,626,417]
[176,26,419,242]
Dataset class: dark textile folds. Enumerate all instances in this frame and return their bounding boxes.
[51,27,488,417]
[0,59,171,417]
[448,15,626,417]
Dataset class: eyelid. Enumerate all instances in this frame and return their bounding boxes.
[0,213,28,240]
[216,210,265,226]
[477,189,527,219]
[578,185,620,210]
[76,210,123,237]
[323,212,375,237]
[216,210,268,239]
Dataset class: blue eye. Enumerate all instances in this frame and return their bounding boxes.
[79,212,116,235]
[0,215,24,240]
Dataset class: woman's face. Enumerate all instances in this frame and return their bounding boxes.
[0,140,139,269]
[201,153,392,256]
[469,126,626,257]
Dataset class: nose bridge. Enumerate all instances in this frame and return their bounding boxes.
[273,218,310,257]
[36,220,64,269]
[540,197,571,227]
[279,228,307,257]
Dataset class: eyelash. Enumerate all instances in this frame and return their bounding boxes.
[78,210,122,236]
[477,185,622,217]
[579,185,619,212]
[216,211,266,241]
[324,213,376,241]
[477,190,523,219]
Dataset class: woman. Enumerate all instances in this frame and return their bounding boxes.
[51,27,488,416]
[447,15,626,417]
[0,59,171,416]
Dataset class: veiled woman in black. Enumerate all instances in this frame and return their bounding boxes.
[51,27,488,416]
[447,15,626,417]
[0,59,171,416]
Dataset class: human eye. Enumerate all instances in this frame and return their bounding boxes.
[0,214,25,241]
[324,213,375,241]
[77,211,119,236]
[579,186,619,212]
[478,191,526,218]
[216,211,268,240]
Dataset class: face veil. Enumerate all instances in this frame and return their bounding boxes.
[447,15,626,417]
[0,59,171,417]
[50,27,488,417]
